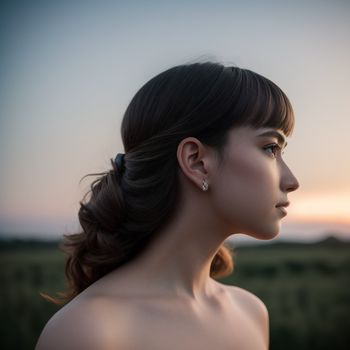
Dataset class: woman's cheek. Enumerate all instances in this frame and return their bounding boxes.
[212,153,277,226]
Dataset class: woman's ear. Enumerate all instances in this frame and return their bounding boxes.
[176,137,211,190]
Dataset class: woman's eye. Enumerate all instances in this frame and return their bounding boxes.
[263,143,283,158]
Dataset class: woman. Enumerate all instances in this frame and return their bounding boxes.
[36,62,299,349]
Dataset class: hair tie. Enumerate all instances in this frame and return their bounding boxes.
[114,153,125,173]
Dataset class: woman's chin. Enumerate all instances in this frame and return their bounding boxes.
[243,225,281,241]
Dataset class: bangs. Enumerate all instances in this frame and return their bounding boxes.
[237,69,295,137]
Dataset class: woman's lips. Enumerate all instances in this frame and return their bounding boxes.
[276,206,287,216]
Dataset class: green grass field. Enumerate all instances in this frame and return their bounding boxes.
[1,238,349,349]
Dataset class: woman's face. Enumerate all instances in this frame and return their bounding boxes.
[209,126,300,240]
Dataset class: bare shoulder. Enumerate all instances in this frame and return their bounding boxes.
[35,296,131,350]
[223,284,269,347]
[226,285,269,323]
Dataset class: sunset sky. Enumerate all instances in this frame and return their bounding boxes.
[1,0,349,243]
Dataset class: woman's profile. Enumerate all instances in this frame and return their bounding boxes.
[36,62,299,350]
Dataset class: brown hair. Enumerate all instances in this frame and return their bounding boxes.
[43,62,294,304]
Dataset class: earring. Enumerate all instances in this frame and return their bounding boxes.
[202,179,209,191]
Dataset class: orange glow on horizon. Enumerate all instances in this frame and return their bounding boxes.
[289,192,350,224]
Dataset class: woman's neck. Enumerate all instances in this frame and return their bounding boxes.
[105,191,232,301]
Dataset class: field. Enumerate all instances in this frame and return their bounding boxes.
[0,237,349,349]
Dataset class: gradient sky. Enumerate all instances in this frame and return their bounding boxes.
[1,0,349,242]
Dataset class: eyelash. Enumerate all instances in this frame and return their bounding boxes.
[263,143,284,158]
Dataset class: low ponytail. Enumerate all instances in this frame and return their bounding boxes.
[42,158,130,304]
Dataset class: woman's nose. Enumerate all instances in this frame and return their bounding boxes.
[281,163,300,193]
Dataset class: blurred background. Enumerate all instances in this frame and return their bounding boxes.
[0,0,349,349]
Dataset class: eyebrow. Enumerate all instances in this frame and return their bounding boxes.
[257,130,288,148]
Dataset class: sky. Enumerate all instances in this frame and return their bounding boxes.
[1,0,349,243]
